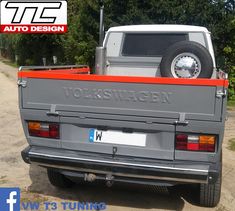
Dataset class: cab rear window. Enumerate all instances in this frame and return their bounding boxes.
[122,33,188,57]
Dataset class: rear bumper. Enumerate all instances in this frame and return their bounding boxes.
[22,146,219,185]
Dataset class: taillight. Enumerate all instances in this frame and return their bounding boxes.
[28,122,60,139]
[176,134,216,152]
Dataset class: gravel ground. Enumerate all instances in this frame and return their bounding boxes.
[0,60,235,211]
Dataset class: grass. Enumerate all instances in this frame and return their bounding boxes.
[21,196,49,204]
[0,180,8,185]
[228,138,235,151]
[228,99,235,110]
[21,190,49,204]
[228,100,235,107]
[0,175,7,185]
[2,60,18,68]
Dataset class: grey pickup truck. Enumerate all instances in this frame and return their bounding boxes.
[19,24,228,207]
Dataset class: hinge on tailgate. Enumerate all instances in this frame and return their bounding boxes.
[174,113,189,126]
[216,90,227,98]
[17,80,27,88]
[47,105,59,116]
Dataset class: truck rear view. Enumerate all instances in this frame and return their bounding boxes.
[19,25,228,208]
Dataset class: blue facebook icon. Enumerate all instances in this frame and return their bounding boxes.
[0,188,20,211]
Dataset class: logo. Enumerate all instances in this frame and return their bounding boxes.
[63,87,172,104]
[0,188,20,211]
[0,0,67,33]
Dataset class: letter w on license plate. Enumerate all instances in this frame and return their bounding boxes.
[89,129,146,147]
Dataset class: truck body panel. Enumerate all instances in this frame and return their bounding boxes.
[19,70,228,164]
[20,76,226,121]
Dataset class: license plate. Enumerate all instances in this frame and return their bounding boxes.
[89,129,146,147]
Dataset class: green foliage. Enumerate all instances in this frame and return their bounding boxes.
[0,0,235,98]
[17,34,64,65]
[223,17,235,100]
[228,138,235,151]
[0,34,21,61]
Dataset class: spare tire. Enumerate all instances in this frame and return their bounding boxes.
[160,41,213,78]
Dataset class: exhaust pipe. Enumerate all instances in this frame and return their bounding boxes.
[98,0,105,47]
[95,0,106,75]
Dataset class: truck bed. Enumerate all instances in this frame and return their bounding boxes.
[18,68,228,162]
[18,69,228,121]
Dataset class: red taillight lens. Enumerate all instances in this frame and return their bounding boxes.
[176,134,216,152]
[28,122,60,139]
[49,124,60,139]
[176,134,187,150]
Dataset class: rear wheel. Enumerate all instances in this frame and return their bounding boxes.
[47,169,74,188]
[199,160,222,207]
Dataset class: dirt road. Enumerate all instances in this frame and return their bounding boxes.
[0,60,235,211]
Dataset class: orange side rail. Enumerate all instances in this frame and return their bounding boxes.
[18,70,229,88]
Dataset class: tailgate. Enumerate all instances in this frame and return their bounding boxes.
[18,72,228,160]
[20,76,226,122]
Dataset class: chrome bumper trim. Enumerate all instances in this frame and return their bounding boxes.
[29,151,209,174]
[35,162,208,184]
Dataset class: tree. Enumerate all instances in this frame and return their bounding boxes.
[1,0,235,99]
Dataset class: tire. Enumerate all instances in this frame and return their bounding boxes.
[47,169,74,188]
[160,41,213,79]
[199,157,222,207]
